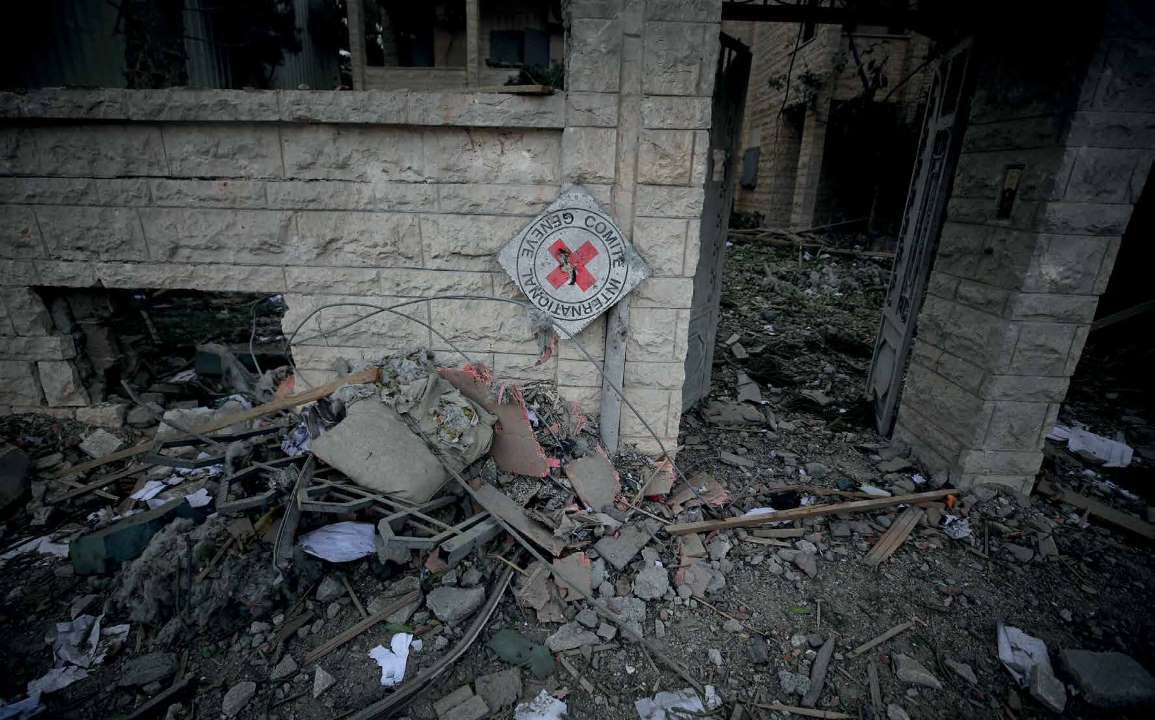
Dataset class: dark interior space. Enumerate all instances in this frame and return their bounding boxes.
[34,287,289,406]
[1054,166,1155,501]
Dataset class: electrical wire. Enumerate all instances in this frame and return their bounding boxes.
[280,295,719,515]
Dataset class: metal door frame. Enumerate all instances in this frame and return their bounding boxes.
[867,38,975,433]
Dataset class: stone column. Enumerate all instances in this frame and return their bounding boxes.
[564,0,723,454]
[894,1,1155,493]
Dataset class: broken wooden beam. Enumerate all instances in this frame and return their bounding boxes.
[303,590,420,665]
[1037,481,1155,540]
[665,490,954,535]
[862,507,924,567]
[54,368,379,481]
[848,621,912,658]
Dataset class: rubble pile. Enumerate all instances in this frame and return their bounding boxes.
[1,244,1154,720]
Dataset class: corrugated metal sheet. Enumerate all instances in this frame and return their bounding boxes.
[5,0,339,90]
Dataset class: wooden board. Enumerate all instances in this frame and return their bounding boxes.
[472,483,568,557]
[54,368,379,481]
[1037,481,1155,540]
[862,507,924,567]
[665,489,954,536]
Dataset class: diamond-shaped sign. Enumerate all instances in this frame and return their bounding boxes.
[498,187,650,337]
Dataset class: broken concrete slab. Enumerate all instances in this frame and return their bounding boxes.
[679,562,725,597]
[70,497,200,574]
[476,668,522,711]
[703,400,765,426]
[893,654,942,689]
[442,695,489,720]
[545,622,598,653]
[946,659,978,685]
[1029,663,1067,713]
[593,523,650,571]
[1059,649,1155,708]
[425,585,486,625]
[313,665,336,698]
[118,652,176,687]
[633,564,670,600]
[434,686,476,718]
[270,654,298,682]
[76,403,127,429]
[551,552,592,601]
[312,400,448,504]
[876,457,912,473]
[564,454,620,511]
[222,680,256,717]
[79,429,123,459]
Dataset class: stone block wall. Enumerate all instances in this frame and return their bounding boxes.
[725,19,932,226]
[0,0,727,456]
[893,0,1155,493]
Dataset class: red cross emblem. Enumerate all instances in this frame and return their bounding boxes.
[546,239,599,291]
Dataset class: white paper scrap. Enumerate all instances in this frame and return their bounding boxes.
[996,624,1052,687]
[299,521,376,562]
[368,633,414,687]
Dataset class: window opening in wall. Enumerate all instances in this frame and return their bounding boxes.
[32,288,289,408]
[1,0,352,90]
[363,1,466,67]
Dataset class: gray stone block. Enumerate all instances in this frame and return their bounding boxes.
[1060,650,1155,708]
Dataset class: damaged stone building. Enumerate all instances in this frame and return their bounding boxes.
[1,0,1154,504]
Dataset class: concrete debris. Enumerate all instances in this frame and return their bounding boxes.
[997,624,1052,688]
[1059,650,1155,708]
[778,669,811,697]
[487,629,555,679]
[1029,662,1067,713]
[893,654,942,690]
[316,575,345,603]
[635,686,722,720]
[633,564,670,600]
[594,523,651,571]
[119,651,176,687]
[886,704,911,720]
[221,681,257,717]
[313,665,336,698]
[565,453,620,511]
[476,668,523,711]
[545,622,599,652]
[515,690,567,720]
[270,653,298,681]
[426,585,486,624]
[78,430,123,459]
[945,659,977,685]
[311,400,452,505]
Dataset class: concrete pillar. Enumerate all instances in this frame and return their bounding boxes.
[894,0,1155,494]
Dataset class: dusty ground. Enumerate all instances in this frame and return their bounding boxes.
[2,238,1154,720]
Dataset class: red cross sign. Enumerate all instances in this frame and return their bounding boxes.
[546,239,599,291]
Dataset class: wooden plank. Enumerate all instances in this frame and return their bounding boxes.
[303,590,420,665]
[868,661,881,710]
[862,507,924,567]
[848,621,912,658]
[472,484,567,557]
[752,527,806,539]
[665,489,954,536]
[1091,298,1155,332]
[54,368,378,481]
[1037,481,1155,540]
[56,464,146,502]
[749,703,850,719]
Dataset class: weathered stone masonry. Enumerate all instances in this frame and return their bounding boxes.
[0,0,726,455]
[894,2,1155,493]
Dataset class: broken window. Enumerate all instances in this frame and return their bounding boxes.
[363,1,467,67]
[1,0,351,90]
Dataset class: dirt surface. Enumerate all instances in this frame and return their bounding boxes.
[3,240,1155,720]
